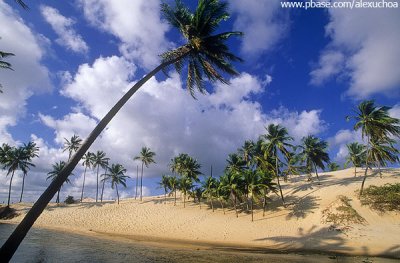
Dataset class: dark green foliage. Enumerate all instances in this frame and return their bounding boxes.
[360,184,400,212]
[64,196,76,204]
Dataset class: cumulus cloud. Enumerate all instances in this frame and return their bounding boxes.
[327,129,363,164]
[230,0,289,57]
[310,3,400,98]
[0,1,51,144]
[389,103,400,120]
[78,0,170,69]
[40,5,88,54]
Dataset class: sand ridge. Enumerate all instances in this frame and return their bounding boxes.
[3,168,400,258]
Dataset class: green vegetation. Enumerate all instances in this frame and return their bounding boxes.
[64,196,76,204]
[134,147,156,201]
[360,183,400,212]
[322,195,366,226]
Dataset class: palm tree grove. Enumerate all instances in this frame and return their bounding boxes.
[0,0,399,261]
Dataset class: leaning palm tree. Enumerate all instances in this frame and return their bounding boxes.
[92,151,109,202]
[104,164,128,205]
[299,135,330,182]
[134,147,156,201]
[261,124,294,205]
[159,174,171,204]
[345,142,366,177]
[19,142,39,202]
[2,146,31,207]
[80,152,94,202]
[46,161,72,204]
[0,1,243,258]
[63,135,82,161]
[347,100,400,195]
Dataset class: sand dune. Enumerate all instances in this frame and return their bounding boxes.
[3,168,400,258]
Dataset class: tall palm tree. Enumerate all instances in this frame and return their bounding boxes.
[261,124,294,205]
[63,134,82,161]
[178,176,193,208]
[103,164,128,205]
[220,171,241,217]
[134,147,156,201]
[202,175,217,211]
[46,161,72,204]
[0,1,243,258]
[159,174,171,204]
[19,142,39,202]
[345,142,366,177]
[168,175,179,206]
[80,152,94,202]
[246,170,265,222]
[369,137,399,177]
[2,146,31,207]
[92,151,109,202]
[299,135,330,182]
[347,100,400,195]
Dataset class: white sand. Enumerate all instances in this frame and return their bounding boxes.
[3,168,400,258]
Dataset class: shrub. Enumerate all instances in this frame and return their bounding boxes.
[360,183,400,212]
[64,196,76,204]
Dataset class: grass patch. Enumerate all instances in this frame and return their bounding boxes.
[360,183,400,212]
[322,195,366,226]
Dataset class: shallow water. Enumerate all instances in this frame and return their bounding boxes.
[0,224,397,263]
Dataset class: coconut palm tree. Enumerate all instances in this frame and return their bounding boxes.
[345,142,366,177]
[80,152,94,202]
[238,140,255,167]
[168,175,179,206]
[159,174,171,204]
[0,1,243,258]
[2,146,31,207]
[63,135,82,161]
[261,124,294,205]
[347,100,400,195]
[104,164,128,205]
[246,169,265,222]
[220,171,241,217]
[202,175,217,211]
[46,161,72,204]
[178,176,193,208]
[134,147,156,201]
[368,137,399,177]
[328,162,340,172]
[19,142,39,202]
[92,151,109,202]
[299,135,330,182]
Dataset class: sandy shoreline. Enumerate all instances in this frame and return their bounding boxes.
[2,168,400,259]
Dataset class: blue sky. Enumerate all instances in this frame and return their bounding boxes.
[0,0,399,203]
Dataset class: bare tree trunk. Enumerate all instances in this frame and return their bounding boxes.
[0,50,190,261]
[183,193,186,208]
[263,194,267,217]
[7,170,15,207]
[95,166,100,202]
[116,184,119,205]
[135,165,138,200]
[101,178,106,203]
[80,166,87,202]
[251,195,254,222]
[56,190,60,204]
[220,200,225,214]
[210,197,214,212]
[354,166,357,177]
[140,162,144,201]
[232,190,238,218]
[360,137,371,196]
[174,189,177,206]
[275,156,285,206]
[378,162,382,178]
[313,163,320,182]
[19,173,26,203]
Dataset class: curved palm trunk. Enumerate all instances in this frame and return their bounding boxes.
[313,163,320,181]
[360,138,371,196]
[19,173,26,203]
[0,50,189,261]
[95,166,100,202]
[101,178,106,203]
[80,166,87,202]
[164,188,167,204]
[250,195,254,222]
[135,165,138,200]
[183,192,186,208]
[140,162,144,201]
[275,156,285,206]
[116,184,119,205]
[56,190,60,204]
[174,188,177,206]
[7,170,15,207]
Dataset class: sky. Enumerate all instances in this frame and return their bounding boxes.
[0,0,399,203]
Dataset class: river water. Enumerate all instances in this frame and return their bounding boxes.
[0,224,397,263]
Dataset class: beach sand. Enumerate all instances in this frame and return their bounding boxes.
[3,168,400,258]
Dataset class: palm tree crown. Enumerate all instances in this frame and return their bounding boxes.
[300,135,330,181]
[161,0,243,97]
[63,135,82,161]
[105,163,128,204]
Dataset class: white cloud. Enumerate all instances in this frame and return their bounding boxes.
[40,5,88,54]
[327,129,363,163]
[78,0,170,69]
[389,103,400,120]
[0,1,51,144]
[310,51,344,85]
[311,3,400,98]
[230,0,289,57]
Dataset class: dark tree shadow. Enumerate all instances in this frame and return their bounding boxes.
[285,195,319,220]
